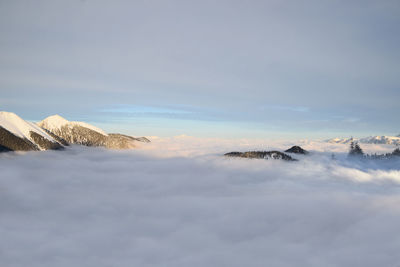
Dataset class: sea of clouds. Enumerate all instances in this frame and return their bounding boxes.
[1,137,400,267]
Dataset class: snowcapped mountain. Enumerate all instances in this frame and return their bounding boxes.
[361,136,400,145]
[0,112,150,152]
[0,112,63,151]
[38,115,108,137]
[327,136,400,145]
[38,115,150,149]
[38,115,109,147]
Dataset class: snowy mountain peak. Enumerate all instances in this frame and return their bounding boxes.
[39,114,70,130]
[0,111,54,142]
[38,115,108,136]
[0,111,63,151]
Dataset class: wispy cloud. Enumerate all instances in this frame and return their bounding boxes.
[100,105,194,115]
[259,105,310,113]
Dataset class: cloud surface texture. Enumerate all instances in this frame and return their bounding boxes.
[1,140,400,267]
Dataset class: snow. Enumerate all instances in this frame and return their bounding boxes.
[327,137,349,143]
[70,121,108,136]
[38,115,108,136]
[1,142,400,267]
[327,135,400,145]
[0,111,55,143]
[37,114,70,130]
[360,135,400,145]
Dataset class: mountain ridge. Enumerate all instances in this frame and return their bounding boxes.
[38,114,108,136]
[0,112,150,152]
[327,135,400,145]
[0,112,63,151]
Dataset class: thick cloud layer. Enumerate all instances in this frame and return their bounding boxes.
[1,142,400,267]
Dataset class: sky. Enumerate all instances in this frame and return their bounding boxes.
[0,0,399,139]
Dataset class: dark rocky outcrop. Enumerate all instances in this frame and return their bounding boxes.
[29,131,64,150]
[224,151,297,161]
[285,146,309,154]
[0,144,12,152]
[0,127,38,152]
[0,127,64,152]
[42,128,69,146]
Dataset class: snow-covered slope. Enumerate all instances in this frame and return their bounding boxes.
[0,112,54,141]
[327,136,400,145]
[0,111,63,151]
[326,138,352,144]
[38,115,108,147]
[1,112,150,152]
[38,115,108,136]
[38,115,150,149]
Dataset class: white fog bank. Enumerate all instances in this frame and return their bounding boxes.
[1,139,400,267]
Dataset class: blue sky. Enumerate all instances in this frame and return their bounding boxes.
[0,0,399,138]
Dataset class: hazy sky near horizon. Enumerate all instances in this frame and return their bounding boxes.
[0,0,399,138]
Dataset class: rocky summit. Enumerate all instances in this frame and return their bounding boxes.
[285,146,309,154]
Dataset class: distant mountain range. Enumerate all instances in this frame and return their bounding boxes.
[0,112,150,152]
[326,135,400,145]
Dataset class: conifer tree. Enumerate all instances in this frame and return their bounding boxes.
[393,147,400,156]
[353,142,364,155]
[348,141,364,157]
